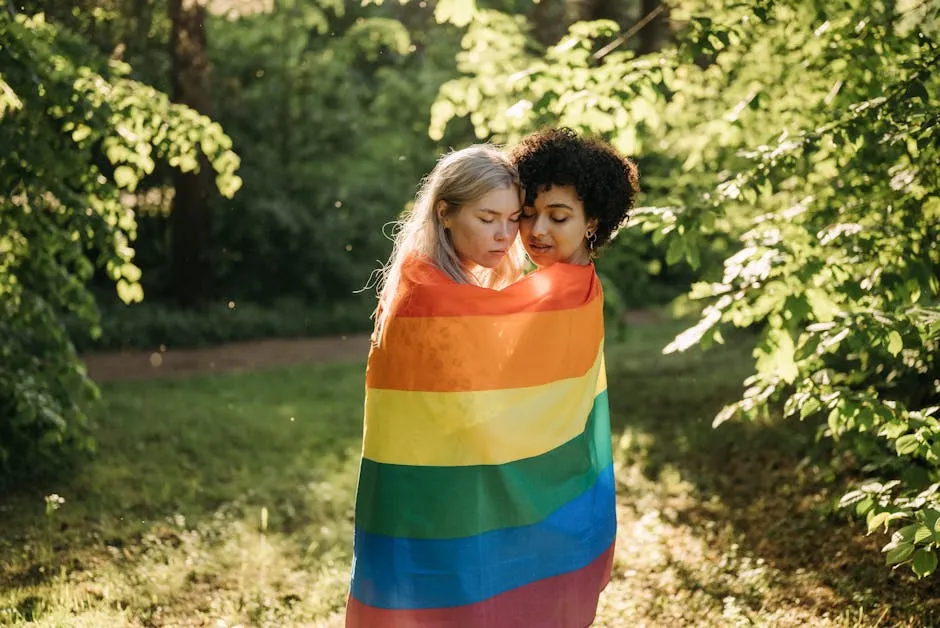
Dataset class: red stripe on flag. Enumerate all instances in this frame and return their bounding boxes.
[345,540,614,628]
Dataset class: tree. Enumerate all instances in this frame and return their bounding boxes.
[0,3,241,480]
[169,0,213,306]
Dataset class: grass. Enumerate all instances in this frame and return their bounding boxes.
[1,319,939,626]
[0,363,364,626]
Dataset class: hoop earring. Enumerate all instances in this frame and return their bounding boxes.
[586,230,597,250]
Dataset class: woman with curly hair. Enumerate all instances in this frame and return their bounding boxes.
[508,127,639,268]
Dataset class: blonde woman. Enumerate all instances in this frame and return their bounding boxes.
[347,142,616,627]
[371,144,526,345]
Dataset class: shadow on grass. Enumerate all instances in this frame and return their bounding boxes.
[605,322,940,626]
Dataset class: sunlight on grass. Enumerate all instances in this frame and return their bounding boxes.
[0,361,365,626]
[1,453,359,626]
[1,322,938,626]
[597,456,869,627]
[595,324,939,627]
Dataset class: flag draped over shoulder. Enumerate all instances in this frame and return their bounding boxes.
[346,255,616,628]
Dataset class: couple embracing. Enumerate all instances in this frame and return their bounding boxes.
[347,128,640,628]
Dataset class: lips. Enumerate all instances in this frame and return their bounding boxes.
[527,240,552,254]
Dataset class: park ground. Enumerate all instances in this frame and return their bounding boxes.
[1,316,939,627]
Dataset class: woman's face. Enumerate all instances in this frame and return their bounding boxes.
[441,186,521,270]
[520,185,596,267]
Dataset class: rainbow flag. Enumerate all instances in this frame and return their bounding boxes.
[346,255,616,627]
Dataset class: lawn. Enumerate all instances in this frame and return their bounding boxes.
[1,320,938,626]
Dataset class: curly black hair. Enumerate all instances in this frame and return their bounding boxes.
[507,127,639,249]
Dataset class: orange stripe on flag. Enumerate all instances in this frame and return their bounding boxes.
[367,295,603,392]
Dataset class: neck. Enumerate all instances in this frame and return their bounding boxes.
[463,261,485,285]
[566,248,592,266]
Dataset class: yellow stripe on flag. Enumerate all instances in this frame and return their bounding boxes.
[363,346,606,466]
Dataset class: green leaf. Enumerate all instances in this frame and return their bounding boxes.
[886,330,903,356]
[71,124,92,142]
[912,549,937,577]
[828,407,842,437]
[666,237,684,266]
[120,263,142,283]
[896,524,919,543]
[116,279,144,304]
[756,328,798,383]
[651,226,670,245]
[880,421,908,439]
[434,0,477,27]
[895,434,920,455]
[885,542,914,565]
[924,508,940,533]
[113,165,139,191]
[914,525,933,544]
[800,397,821,420]
[686,240,702,270]
[855,496,875,516]
[868,511,890,534]
[805,288,841,322]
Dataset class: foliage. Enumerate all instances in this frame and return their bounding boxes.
[113,0,473,306]
[435,0,940,576]
[657,0,940,579]
[0,5,241,480]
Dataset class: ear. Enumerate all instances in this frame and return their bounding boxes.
[436,200,450,228]
[586,217,599,235]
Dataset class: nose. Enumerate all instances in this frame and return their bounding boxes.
[494,219,513,241]
[531,214,548,237]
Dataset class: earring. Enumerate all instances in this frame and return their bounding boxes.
[585,230,597,250]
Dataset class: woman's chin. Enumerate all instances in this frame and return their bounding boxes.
[469,252,509,269]
[524,249,558,268]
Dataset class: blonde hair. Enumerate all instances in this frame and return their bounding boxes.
[371,144,526,342]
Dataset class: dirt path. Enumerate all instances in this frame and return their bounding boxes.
[82,334,373,383]
[81,310,664,383]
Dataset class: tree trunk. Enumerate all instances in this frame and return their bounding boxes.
[571,0,624,23]
[530,0,570,47]
[637,0,670,56]
[169,0,212,307]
